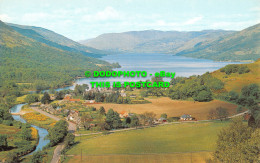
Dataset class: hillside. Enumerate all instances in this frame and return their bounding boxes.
[211,59,260,92]
[177,23,260,61]
[0,20,114,89]
[81,30,234,54]
[7,23,108,58]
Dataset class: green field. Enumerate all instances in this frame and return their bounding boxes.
[67,121,229,156]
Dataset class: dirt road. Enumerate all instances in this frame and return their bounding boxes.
[30,104,76,163]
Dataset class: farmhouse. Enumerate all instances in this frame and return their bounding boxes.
[63,94,80,103]
[159,117,167,123]
[85,100,95,104]
[119,111,129,118]
[67,110,81,124]
[180,114,193,121]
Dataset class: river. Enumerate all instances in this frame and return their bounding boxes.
[10,104,50,155]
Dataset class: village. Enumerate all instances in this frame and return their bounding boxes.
[35,86,199,132]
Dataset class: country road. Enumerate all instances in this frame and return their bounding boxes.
[30,104,76,163]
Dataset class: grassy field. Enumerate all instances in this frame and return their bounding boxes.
[66,152,212,163]
[89,97,237,119]
[212,59,260,92]
[66,121,229,162]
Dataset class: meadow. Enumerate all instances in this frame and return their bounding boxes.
[66,121,230,162]
[212,59,260,92]
[89,97,238,120]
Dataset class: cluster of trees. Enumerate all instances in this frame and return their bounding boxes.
[168,73,223,102]
[83,91,132,104]
[2,122,38,162]
[80,106,158,132]
[139,77,166,97]
[208,107,229,120]
[223,84,259,126]
[214,118,260,162]
[48,120,68,146]
[0,82,24,107]
[220,64,250,75]
[0,104,13,125]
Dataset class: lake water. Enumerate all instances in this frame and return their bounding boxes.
[59,53,243,90]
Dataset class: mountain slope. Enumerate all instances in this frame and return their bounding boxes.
[81,30,234,54]
[7,23,108,58]
[176,23,260,61]
[0,20,114,89]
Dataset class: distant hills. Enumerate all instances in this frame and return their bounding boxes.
[0,20,114,89]
[82,23,260,61]
[177,23,260,61]
[81,30,234,54]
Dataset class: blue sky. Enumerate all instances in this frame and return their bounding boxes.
[0,0,259,40]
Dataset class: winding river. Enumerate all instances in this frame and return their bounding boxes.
[10,104,50,155]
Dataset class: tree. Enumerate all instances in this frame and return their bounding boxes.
[106,109,121,129]
[48,120,68,146]
[122,117,131,127]
[25,94,39,104]
[19,126,32,140]
[5,152,19,163]
[228,91,239,102]
[214,118,260,162]
[193,90,212,102]
[80,113,93,130]
[0,134,8,151]
[139,112,156,126]
[241,84,259,100]
[236,106,243,113]
[130,114,140,128]
[74,84,89,96]
[63,133,75,150]
[55,91,65,100]
[216,107,228,121]
[31,151,46,163]
[160,113,167,119]
[41,92,51,104]
[98,106,106,115]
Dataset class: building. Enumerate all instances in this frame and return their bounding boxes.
[159,117,167,123]
[119,111,129,118]
[67,110,81,124]
[180,114,193,121]
[85,100,95,104]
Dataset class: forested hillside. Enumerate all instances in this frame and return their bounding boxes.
[0,20,115,91]
[7,23,107,58]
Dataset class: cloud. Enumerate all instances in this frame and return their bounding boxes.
[0,14,12,22]
[82,6,123,22]
[22,13,50,22]
[250,7,260,12]
[184,16,203,25]
[210,21,259,30]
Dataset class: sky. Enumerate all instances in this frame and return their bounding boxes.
[0,0,259,41]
